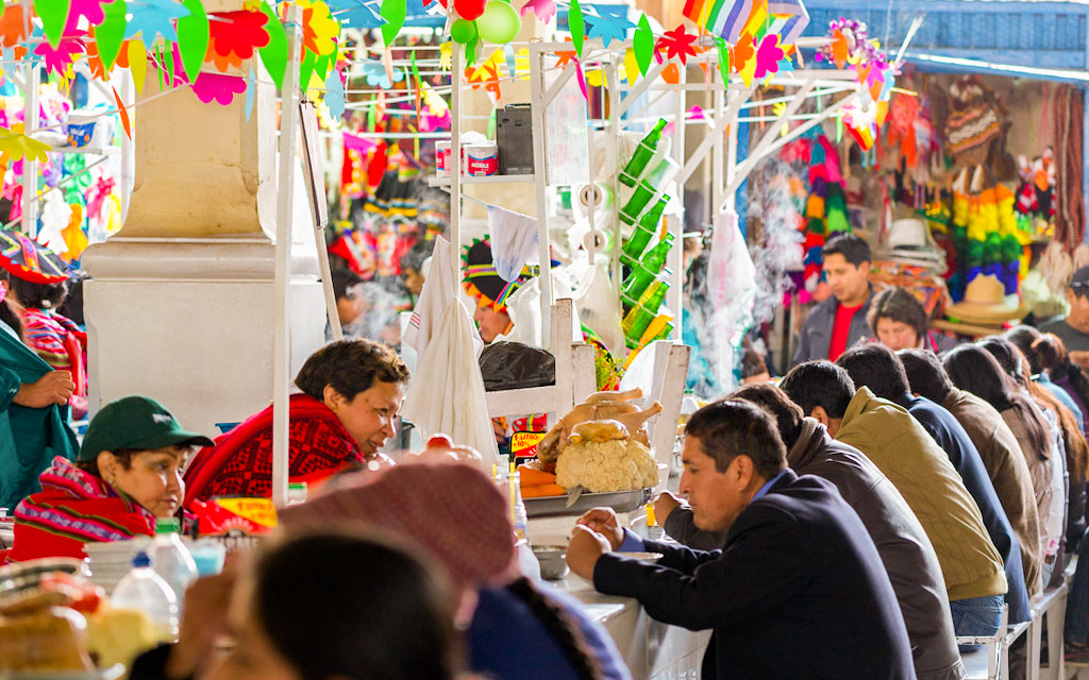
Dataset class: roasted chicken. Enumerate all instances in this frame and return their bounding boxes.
[537,389,663,463]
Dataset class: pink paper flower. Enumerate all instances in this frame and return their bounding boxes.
[754,34,784,79]
[34,38,85,76]
[192,72,247,105]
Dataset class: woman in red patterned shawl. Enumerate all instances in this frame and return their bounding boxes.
[183,339,410,505]
[10,396,213,562]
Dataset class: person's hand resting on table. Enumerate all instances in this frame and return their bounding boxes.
[566,508,625,579]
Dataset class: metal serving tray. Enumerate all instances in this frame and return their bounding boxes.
[524,487,653,518]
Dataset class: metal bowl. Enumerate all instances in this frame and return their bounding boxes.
[532,544,569,581]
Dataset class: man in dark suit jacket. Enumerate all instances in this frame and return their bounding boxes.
[566,400,916,680]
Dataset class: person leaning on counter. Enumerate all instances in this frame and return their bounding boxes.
[565,400,917,680]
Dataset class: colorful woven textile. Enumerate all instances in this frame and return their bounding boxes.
[183,394,364,505]
[9,457,156,562]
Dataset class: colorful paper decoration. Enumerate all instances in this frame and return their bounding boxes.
[34,38,84,77]
[655,25,698,66]
[324,69,345,119]
[70,0,113,27]
[568,0,584,58]
[361,60,404,87]
[124,0,189,43]
[585,6,632,48]
[633,13,653,77]
[715,37,730,83]
[192,72,247,105]
[207,10,269,68]
[38,0,68,48]
[111,85,132,139]
[622,47,638,84]
[95,0,127,71]
[753,33,783,79]
[301,0,339,57]
[332,1,386,28]
[0,3,31,49]
[0,125,51,164]
[519,0,556,23]
[379,0,406,46]
[176,0,208,81]
[256,0,287,89]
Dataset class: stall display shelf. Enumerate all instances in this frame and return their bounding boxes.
[49,145,121,156]
[427,173,536,187]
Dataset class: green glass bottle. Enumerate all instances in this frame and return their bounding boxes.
[622,197,668,261]
[622,233,674,301]
[622,280,669,347]
[619,118,667,187]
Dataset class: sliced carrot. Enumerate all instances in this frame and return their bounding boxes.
[517,464,557,487]
[521,484,567,498]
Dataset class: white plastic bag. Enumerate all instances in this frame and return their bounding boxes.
[573,260,624,354]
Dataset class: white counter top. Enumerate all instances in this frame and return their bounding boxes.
[529,512,710,680]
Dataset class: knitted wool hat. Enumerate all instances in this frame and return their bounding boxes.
[462,238,532,311]
[279,461,516,589]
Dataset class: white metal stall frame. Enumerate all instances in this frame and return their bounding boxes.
[428,33,870,357]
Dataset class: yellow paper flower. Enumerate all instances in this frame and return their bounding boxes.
[0,124,50,163]
[299,0,339,57]
[439,41,453,71]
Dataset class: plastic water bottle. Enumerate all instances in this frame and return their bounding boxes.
[149,518,198,615]
[111,551,179,642]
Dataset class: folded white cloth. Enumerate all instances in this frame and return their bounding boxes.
[487,205,538,282]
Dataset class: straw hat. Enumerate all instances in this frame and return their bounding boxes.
[945,274,1028,325]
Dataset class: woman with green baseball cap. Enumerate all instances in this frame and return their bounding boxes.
[7,395,213,562]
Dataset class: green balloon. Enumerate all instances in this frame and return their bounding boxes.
[477,1,522,44]
[451,18,478,44]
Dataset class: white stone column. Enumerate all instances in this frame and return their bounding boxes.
[82,50,325,436]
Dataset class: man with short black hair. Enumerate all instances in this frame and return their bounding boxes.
[781,361,1009,640]
[566,400,915,680]
[793,233,874,365]
[900,348,1043,599]
[837,343,1031,623]
[1041,265,1089,367]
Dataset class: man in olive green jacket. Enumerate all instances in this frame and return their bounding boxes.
[900,348,1043,597]
[782,361,1008,639]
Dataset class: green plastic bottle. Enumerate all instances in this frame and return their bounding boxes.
[622,281,670,348]
[622,233,674,301]
[622,197,668,261]
[619,118,668,187]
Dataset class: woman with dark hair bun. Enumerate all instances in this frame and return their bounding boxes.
[944,344,1065,586]
[133,531,462,680]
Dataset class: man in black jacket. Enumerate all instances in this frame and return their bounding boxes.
[660,385,965,680]
[566,400,916,680]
